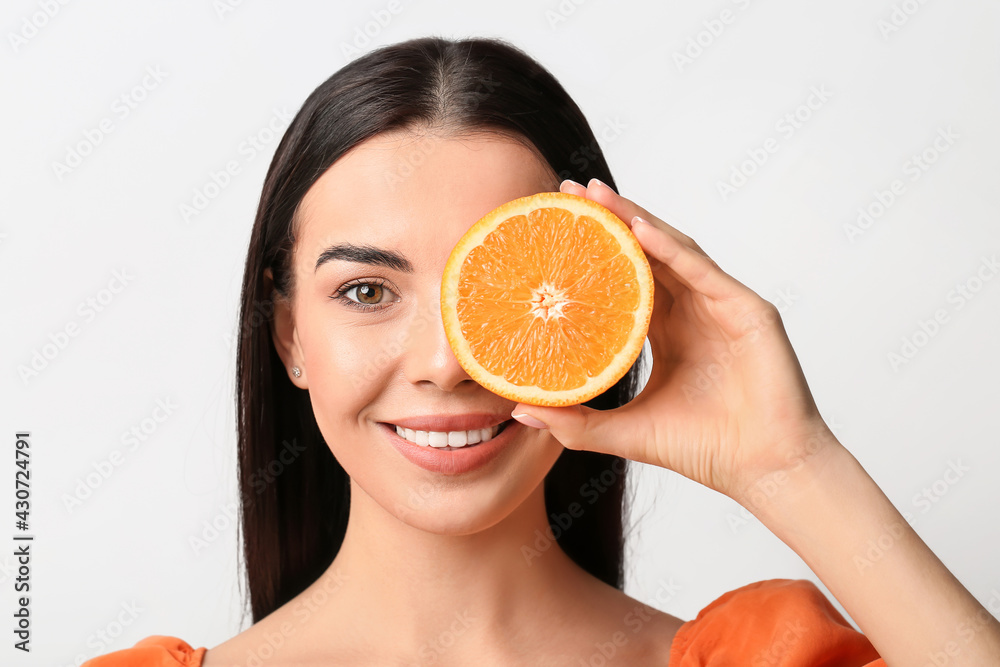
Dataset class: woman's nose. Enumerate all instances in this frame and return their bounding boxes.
[400,292,476,393]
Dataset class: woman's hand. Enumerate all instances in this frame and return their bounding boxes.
[508,179,1000,667]
[511,178,844,509]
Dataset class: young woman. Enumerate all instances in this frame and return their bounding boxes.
[84,36,1000,666]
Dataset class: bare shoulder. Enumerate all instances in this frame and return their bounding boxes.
[201,612,320,667]
[200,624,261,667]
[201,598,369,667]
[590,586,688,663]
[203,580,687,666]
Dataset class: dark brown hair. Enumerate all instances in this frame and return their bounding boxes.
[234,35,646,624]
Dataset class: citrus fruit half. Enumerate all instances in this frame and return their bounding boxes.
[441,191,654,407]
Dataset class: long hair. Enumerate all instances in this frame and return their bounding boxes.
[234,35,646,624]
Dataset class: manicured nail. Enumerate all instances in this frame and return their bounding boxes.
[562,179,584,189]
[511,412,549,429]
[631,215,652,229]
[588,178,610,190]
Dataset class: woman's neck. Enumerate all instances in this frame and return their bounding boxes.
[300,477,606,662]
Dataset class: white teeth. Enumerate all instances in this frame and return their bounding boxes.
[394,423,504,448]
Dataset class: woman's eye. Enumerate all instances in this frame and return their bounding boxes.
[331,280,398,311]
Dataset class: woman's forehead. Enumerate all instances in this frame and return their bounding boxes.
[293,132,556,266]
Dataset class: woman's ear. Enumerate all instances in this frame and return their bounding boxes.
[263,267,307,389]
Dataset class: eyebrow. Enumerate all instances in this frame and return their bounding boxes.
[314,242,414,274]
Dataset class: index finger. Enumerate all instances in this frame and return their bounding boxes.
[560,178,709,257]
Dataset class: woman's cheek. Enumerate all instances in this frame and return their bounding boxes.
[299,312,396,418]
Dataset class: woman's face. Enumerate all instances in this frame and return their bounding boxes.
[271,129,565,535]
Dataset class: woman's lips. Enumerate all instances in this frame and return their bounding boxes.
[379,419,521,475]
[390,420,510,449]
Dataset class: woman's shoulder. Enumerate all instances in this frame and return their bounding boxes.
[76,580,886,666]
[668,578,887,666]
[81,635,205,667]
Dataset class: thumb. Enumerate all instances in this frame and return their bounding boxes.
[510,403,614,454]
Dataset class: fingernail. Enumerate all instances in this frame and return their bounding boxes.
[562,179,584,189]
[631,215,652,229]
[588,178,611,191]
[511,412,549,429]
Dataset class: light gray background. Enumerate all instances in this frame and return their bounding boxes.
[2,1,999,665]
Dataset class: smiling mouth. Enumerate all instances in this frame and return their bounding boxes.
[387,419,513,450]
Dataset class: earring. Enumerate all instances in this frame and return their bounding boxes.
[291,366,301,378]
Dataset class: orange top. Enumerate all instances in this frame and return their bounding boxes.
[668,578,885,666]
[81,579,885,666]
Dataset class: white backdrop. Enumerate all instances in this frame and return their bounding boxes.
[2,1,999,665]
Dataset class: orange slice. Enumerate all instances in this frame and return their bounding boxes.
[441,191,654,407]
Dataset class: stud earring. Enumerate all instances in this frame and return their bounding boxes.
[291,366,301,378]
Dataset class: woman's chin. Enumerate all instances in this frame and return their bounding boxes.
[385,489,516,535]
